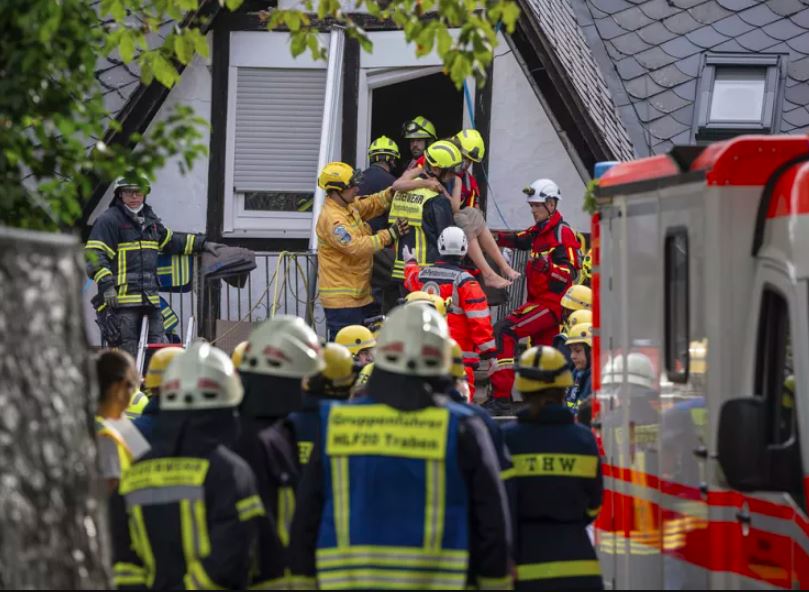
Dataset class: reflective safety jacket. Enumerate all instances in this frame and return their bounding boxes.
[389,186,454,279]
[404,259,496,367]
[85,200,205,309]
[288,394,322,467]
[288,396,512,590]
[495,211,580,313]
[316,189,395,309]
[109,410,274,590]
[459,170,480,210]
[502,405,603,591]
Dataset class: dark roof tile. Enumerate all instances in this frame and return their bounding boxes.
[615,55,648,79]
[785,83,809,105]
[670,129,695,145]
[712,14,755,37]
[670,104,696,126]
[769,0,805,18]
[589,3,611,19]
[638,0,681,20]
[648,115,690,140]
[606,40,628,60]
[787,56,809,82]
[761,41,803,61]
[594,16,629,40]
[672,78,698,100]
[625,74,666,98]
[590,0,634,15]
[650,63,692,87]
[736,28,779,51]
[686,25,730,48]
[737,4,781,27]
[659,35,703,58]
[613,7,655,30]
[663,11,702,34]
[789,9,809,29]
[671,0,706,8]
[673,53,703,77]
[635,46,680,69]
[649,89,691,113]
[783,107,809,128]
[711,38,748,52]
[762,17,805,41]
[637,21,679,45]
[651,139,675,154]
[786,31,809,54]
[636,102,667,122]
[716,0,757,10]
[689,1,734,25]
[611,31,653,54]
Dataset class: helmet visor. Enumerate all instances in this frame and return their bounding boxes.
[402,120,433,138]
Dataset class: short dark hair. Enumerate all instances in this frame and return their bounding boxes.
[96,349,135,403]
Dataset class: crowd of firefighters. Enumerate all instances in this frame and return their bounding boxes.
[87,115,606,590]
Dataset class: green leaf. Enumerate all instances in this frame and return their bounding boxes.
[152,54,179,88]
[500,1,520,31]
[119,31,136,63]
[436,27,453,56]
[290,32,307,57]
[286,11,302,32]
[191,30,209,58]
[225,0,244,10]
[173,33,194,64]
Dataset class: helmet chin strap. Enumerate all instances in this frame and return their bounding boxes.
[125,203,145,214]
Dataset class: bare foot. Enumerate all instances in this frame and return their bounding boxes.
[503,267,521,281]
[483,272,512,290]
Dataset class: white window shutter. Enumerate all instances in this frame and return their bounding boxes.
[233,68,327,193]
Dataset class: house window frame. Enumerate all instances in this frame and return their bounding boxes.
[693,53,784,143]
[222,31,332,239]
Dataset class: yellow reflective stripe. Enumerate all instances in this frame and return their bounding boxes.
[146,294,160,305]
[317,547,467,570]
[93,267,113,283]
[194,499,211,557]
[298,441,314,465]
[587,505,601,518]
[159,228,173,250]
[113,562,146,586]
[319,286,370,296]
[317,545,468,560]
[237,494,266,523]
[500,467,516,481]
[117,294,144,304]
[120,458,210,494]
[287,575,317,590]
[130,505,156,587]
[185,561,225,590]
[184,234,195,255]
[517,560,601,581]
[477,574,513,590]
[85,240,116,257]
[180,499,196,566]
[423,459,445,551]
[332,456,350,548]
[511,453,598,478]
[317,568,465,590]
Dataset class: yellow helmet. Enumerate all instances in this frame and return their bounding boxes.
[231,341,248,368]
[515,346,573,394]
[144,346,184,389]
[402,115,437,140]
[561,285,592,311]
[318,162,360,192]
[577,250,593,285]
[424,140,463,170]
[125,390,149,418]
[368,135,400,161]
[335,325,376,356]
[405,290,448,316]
[453,129,485,162]
[448,338,466,380]
[565,322,592,348]
[354,362,374,390]
[566,309,592,333]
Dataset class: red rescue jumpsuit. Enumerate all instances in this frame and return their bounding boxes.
[491,211,580,399]
[404,259,496,397]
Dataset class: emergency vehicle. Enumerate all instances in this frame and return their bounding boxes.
[591,135,809,589]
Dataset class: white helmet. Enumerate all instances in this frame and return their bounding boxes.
[523,178,561,204]
[601,353,655,390]
[240,315,324,378]
[375,304,451,377]
[161,342,243,410]
[437,226,469,257]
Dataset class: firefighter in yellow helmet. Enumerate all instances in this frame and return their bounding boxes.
[132,345,184,442]
[335,324,376,367]
[552,285,593,368]
[564,323,593,411]
[503,345,603,590]
[404,289,448,316]
[232,340,248,368]
[289,343,356,466]
[316,161,411,340]
[402,115,438,169]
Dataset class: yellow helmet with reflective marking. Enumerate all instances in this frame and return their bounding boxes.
[453,129,485,163]
[405,290,448,317]
[335,325,376,356]
[448,338,466,380]
[368,135,400,161]
[125,390,149,418]
[561,285,592,311]
[402,115,437,140]
[565,323,592,348]
[318,161,360,192]
[566,309,592,333]
[577,249,593,285]
[231,341,248,369]
[144,346,184,389]
[424,140,463,170]
[515,346,573,393]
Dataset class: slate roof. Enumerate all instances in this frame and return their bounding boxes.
[575,0,809,155]
[525,0,637,160]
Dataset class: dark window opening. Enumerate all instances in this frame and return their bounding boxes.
[665,229,689,383]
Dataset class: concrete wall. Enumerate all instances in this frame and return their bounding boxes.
[486,39,588,234]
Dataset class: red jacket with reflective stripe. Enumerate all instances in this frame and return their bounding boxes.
[495,211,581,313]
[404,260,497,364]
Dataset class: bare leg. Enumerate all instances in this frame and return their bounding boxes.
[479,227,521,280]
[467,238,511,289]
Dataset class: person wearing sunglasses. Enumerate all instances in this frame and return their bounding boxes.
[402,115,438,170]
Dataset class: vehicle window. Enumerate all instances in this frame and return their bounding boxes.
[665,229,689,382]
